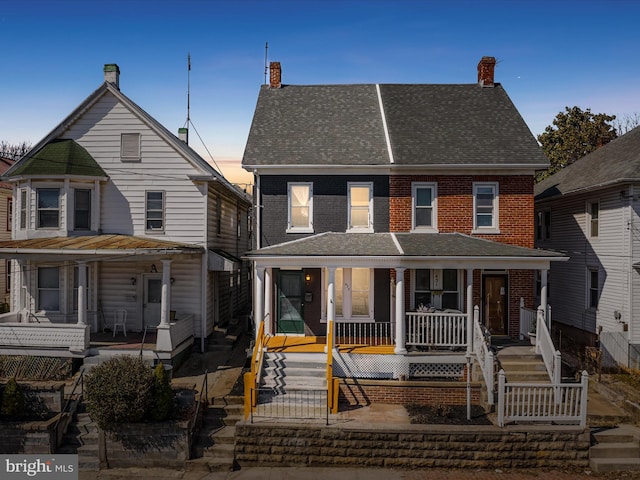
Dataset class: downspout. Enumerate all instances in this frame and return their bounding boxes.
[254,172,261,250]
[202,184,209,353]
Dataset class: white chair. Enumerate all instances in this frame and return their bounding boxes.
[113,309,127,337]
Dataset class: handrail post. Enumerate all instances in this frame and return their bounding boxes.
[580,370,589,428]
[497,369,506,427]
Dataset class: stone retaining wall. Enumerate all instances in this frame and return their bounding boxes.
[235,422,590,469]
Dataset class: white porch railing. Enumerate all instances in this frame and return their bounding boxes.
[536,307,562,384]
[0,322,90,352]
[497,369,589,427]
[169,314,194,349]
[519,298,551,339]
[472,306,495,405]
[405,311,467,349]
[335,321,393,346]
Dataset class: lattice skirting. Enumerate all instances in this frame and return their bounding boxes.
[333,352,468,380]
[0,355,73,380]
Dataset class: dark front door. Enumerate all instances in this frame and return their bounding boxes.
[277,270,305,334]
[483,275,508,335]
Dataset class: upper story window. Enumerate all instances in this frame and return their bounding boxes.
[536,210,551,240]
[37,188,60,229]
[287,183,313,233]
[412,182,437,231]
[7,198,12,232]
[74,189,91,230]
[588,201,599,238]
[19,189,27,230]
[348,182,373,232]
[146,191,164,231]
[121,133,141,161]
[473,182,499,233]
[38,266,60,311]
[588,267,599,309]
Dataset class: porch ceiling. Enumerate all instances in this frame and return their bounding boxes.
[0,234,204,260]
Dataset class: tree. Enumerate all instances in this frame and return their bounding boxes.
[0,141,31,161]
[613,112,640,136]
[536,107,617,182]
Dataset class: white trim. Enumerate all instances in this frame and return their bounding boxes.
[145,190,165,233]
[347,182,374,233]
[376,84,394,164]
[245,164,547,174]
[321,267,374,322]
[411,182,438,232]
[472,181,500,234]
[390,233,404,255]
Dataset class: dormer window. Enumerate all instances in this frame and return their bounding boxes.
[121,133,141,161]
[74,189,91,230]
[37,188,60,229]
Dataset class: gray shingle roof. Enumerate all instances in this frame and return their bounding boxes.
[535,125,640,200]
[245,232,564,259]
[242,83,548,168]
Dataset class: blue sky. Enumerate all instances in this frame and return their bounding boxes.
[1,0,639,185]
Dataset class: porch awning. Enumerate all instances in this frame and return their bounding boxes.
[208,249,241,272]
[0,234,204,260]
[244,232,568,269]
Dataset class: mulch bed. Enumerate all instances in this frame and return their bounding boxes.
[406,403,493,425]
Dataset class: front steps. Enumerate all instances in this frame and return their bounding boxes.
[57,406,101,471]
[496,345,550,383]
[590,425,640,472]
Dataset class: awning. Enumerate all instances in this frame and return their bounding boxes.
[208,249,241,272]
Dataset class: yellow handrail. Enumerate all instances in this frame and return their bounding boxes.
[244,318,267,420]
[326,321,338,413]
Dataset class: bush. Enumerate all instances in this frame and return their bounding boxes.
[84,356,154,431]
[150,362,174,421]
[1,377,26,419]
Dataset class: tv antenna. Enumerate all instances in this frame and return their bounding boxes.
[185,52,191,127]
[264,41,268,84]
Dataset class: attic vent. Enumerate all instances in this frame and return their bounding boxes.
[121,133,140,161]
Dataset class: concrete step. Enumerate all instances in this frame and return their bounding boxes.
[203,442,235,459]
[504,372,551,382]
[260,377,326,390]
[498,360,548,372]
[589,457,640,472]
[186,456,236,473]
[263,365,326,377]
[592,425,640,444]
[590,442,640,458]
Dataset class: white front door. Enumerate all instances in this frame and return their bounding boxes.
[144,275,162,329]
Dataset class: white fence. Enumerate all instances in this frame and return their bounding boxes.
[335,321,393,346]
[405,311,467,349]
[472,306,495,405]
[497,370,588,427]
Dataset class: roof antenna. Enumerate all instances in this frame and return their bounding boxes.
[264,41,268,84]
[186,52,191,127]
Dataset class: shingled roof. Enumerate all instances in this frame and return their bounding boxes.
[535,125,640,201]
[242,77,547,168]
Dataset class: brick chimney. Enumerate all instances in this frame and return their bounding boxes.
[104,64,120,90]
[477,56,496,87]
[270,61,281,88]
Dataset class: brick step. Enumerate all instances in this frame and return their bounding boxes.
[590,442,640,459]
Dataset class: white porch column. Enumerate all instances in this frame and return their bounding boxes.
[160,259,172,327]
[540,269,549,329]
[264,268,272,335]
[394,268,407,354]
[326,267,336,352]
[76,261,87,326]
[254,266,265,338]
[466,268,473,353]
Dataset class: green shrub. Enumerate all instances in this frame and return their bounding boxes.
[150,362,173,421]
[1,377,26,419]
[84,356,154,431]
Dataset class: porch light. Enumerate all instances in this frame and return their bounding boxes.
[150,264,157,273]
[171,277,175,284]
[305,272,311,283]
[130,277,136,286]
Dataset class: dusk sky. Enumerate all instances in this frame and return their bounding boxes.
[1,0,639,187]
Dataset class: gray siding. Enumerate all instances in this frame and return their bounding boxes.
[259,175,390,247]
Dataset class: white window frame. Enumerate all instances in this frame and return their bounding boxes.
[36,188,61,229]
[587,267,599,310]
[347,182,373,233]
[121,133,141,161]
[19,188,27,230]
[587,200,599,238]
[145,191,165,232]
[411,182,437,232]
[410,269,461,310]
[286,182,313,233]
[472,182,499,233]
[37,266,60,312]
[73,188,92,231]
[321,267,374,322]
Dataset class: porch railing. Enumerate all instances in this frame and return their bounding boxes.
[0,321,90,351]
[405,311,467,349]
[519,298,551,339]
[472,306,495,405]
[497,369,588,427]
[244,315,268,419]
[536,307,562,384]
[168,314,194,349]
[335,321,393,346]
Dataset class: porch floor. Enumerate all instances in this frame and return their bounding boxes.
[265,336,394,354]
[90,331,157,351]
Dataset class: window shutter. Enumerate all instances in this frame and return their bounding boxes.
[121,133,140,159]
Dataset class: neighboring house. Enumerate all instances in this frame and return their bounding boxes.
[535,125,640,368]
[0,64,251,364]
[242,58,566,410]
[0,156,15,307]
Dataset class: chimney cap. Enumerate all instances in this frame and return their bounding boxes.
[103,63,120,90]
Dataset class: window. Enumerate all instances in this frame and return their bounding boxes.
[7,198,12,231]
[324,268,373,320]
[348,183,373,231]
[121,133,140,160]
[145,191,164,231]
[37,188,60,229]
[588,201,599,238]
[287,183,313,232]
[38,266,59,311]
[19,189,27,230]
[6,260,10,293]
[412,269,460,310]
[536,210,551,240]
[473,182,499,232]
[442,269,459,310]
[412,183,437,231]
[74,189,91,230]
[588,268,599,309]
[414,269,431,308]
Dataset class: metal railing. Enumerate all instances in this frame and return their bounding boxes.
[54,368,85,445]
[326,321,338,416]
[335,321,393,346]
[190,369,209,454]
[497,369,588,427]
[472,306,495,405]
[244,314,269,419]
[249,387,328,423]
[405,311,467,349]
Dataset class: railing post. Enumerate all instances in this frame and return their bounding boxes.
[487,350,495,405]
[535,306,544,355]
[497,369,506,427]
[519,297,525,339]
[553,350,562,385]
[580,370,589,428]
